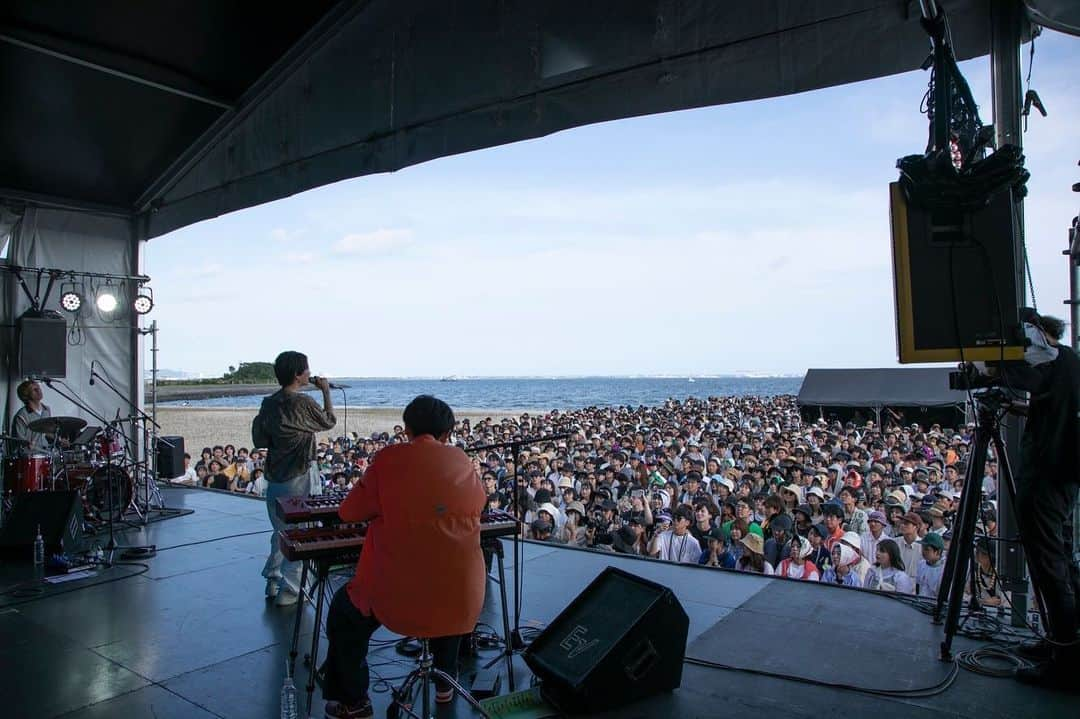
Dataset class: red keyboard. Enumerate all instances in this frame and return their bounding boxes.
[276,494,520,539]
[275,492,349,523]
[279,525,366,562]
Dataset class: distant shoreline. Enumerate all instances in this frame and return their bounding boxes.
[150,384,277,401]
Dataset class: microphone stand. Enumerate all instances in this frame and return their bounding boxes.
[90,367,180,523]
[466,429,576,650]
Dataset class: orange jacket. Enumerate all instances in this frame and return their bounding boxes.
[339,435,486,637]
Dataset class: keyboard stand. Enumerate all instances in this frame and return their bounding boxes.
[288,555,346,716]
[480,537,515,691]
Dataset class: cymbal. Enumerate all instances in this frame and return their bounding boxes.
[28,416,88,436]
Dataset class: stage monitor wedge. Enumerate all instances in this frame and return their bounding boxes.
[890,181,1025,364]
[523,566,688,713]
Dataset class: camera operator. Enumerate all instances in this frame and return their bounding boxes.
[977,311,1079,687]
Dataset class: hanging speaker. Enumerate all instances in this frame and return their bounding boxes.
[17,309,67,378]
[523,566,689,713]
[890,182,1025,363]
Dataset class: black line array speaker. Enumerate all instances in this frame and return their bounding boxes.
[17,310,68,378]
[156,435,185,479]
[523,566,689,713]
[889,182,1025,363]
[0,490,85,558]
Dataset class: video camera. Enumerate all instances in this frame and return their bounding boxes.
[947,362,997,391]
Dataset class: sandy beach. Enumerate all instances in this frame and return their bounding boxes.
[155,406,519,454]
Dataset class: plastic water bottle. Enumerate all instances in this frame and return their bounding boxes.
[280,659,298,719]
[33,525,45,566]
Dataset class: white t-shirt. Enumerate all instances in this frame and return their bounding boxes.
[654,530,702,563]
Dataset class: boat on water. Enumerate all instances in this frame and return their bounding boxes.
[441,375,459,381]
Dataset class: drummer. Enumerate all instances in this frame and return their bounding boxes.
[11,379,51,454]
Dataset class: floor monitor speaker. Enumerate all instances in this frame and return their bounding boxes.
[0,490,84,558]
[523,566,688,713]
[156,435,185,479]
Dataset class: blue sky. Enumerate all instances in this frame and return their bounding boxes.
[146,30,1079,378]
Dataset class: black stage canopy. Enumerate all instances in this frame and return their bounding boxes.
[798,367,969,426]
[4,0,1075,239]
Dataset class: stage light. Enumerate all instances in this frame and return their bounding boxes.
[133,287,154,315]
[60,291,83,312]
[96,287,118,314]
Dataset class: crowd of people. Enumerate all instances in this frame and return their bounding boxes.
[172,394,996,599]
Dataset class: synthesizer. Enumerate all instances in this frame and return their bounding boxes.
[276,495,520,539]
[279,525,365,562]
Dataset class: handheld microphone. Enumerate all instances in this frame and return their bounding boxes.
[311,376,350,390]
[89,360,96,385]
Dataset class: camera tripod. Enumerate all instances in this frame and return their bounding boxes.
[934,388,1045,660]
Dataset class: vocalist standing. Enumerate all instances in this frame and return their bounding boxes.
[252,351,336,605]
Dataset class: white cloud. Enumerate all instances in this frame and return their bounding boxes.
[333,228,413,256]
[284,252,316,263]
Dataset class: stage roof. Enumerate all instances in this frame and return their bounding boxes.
[2,1,1075,238]
[797,368,969,409]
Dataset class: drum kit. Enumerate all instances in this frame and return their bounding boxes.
[1,416,133,523]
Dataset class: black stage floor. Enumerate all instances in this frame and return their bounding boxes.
[0,487,1074,718]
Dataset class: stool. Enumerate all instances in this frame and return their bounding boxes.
[387,637,490,719]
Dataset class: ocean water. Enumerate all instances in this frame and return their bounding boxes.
[164,376,803,410]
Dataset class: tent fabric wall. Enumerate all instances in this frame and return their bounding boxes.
[3,207,139,442]
[142,0,1000,239]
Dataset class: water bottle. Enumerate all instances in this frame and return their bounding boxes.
[280,659,298,719]
[33,525,45,566]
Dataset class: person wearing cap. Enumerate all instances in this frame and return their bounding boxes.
[896,513,923,581]
[764,513,793,568]
[652,506,701,564]
[807,523,831,571]
[777,535,820,581]
[698,527,728,568]
[915,531,946,599]
[861,510,889,564]
[821,504,845,553]
[863,538,914,594]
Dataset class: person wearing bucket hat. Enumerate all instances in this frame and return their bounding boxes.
[737,533,774,575]
[862,510,889,563]
[777,535,820,581]
[916,531,946,599]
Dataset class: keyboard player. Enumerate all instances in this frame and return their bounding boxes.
[321,395,485,719]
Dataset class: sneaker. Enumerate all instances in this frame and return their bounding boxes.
[275,589,300,606]
[325,698,374,718]
[265,579,279,600]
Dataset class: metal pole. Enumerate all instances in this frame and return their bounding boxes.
[1068,187,1080,560]
[989,0,1028,628]
[150,320,158,427]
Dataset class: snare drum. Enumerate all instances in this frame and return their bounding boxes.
[2,454,52,494]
